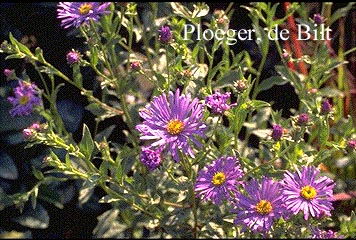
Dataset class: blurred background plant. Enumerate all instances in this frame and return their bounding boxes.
[0,2,355,239]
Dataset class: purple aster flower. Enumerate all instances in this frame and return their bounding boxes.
[320,99,332,115]
[158,25,173,44]
[309,225,343,239]
[57,2,111,29]
[281,165,335,221]
[205,90,236,115]
[66,49,81,65]
[271,124,283,141]
[194,156,244,205]
[313,14,323,24]
[297,113,310,126]
[141,146,162,171]
[232,176,287,234]
[135,89,207,162]
[7,80,41,117]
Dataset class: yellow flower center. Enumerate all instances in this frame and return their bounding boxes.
[19,95,29,105]
[166,119,184,135]
[79,3,93,15]
[256,200,273,215]
[300,185,317,200]
[212,172,226,186]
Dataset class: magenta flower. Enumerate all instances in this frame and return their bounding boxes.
[347,139,356,150]
[195,156,244,205]
[313,14,324,24]
[205,90,236,115]
[271,124,283,141]
[7,81,41,117]
[23,122,42,139]
[135,89,207,162]
[141,147,162,171]
[66,49,81,65]
[3,68,16,80]
[57,2,111,29]
[130,61,141,71]
[158,25,173,44]
[320,99,332,115]
[232,176,286,234]
[281,165,335,220]
[296,113,310,126]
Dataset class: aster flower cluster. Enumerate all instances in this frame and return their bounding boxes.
[7,80,42,117]
[194,163,336,235]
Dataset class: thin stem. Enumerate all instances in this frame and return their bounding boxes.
[165,45,170,91]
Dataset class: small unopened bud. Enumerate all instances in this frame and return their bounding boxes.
[307,88,318,95]
[158,25,173,44]
[66,49,81,65]
[320,99,332,115]
[296,113,310,126]
[130,61,141,71]
[313,13,323,24]
[3,68,16,80]
[234,79,248,93]
[271,124,283,141]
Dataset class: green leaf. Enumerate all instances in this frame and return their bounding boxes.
[318,86,344,98]
[93,209,127,238]
[78,174,100,206]
[8,32,34,57]
[94,125,116,142]
[30,186,38,209]
[329,2,356,26]
[275,64,303,93]
[249,99,271,109]
[339,210,356,238]
[5,53,26,59]
[214,70,239,89]
[318,119,329,146]
[79,124,94,160]
[32,167,44,181]
[72,64,83,88]
[34,47,46,63]
[85,102,106,117]
[12,203,49,229]
[257,76,288,92]
[0,151,18,180]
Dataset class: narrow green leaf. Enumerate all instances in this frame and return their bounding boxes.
[318,119,330,146]
[79,124,94,160]
[214,70,239,89]
[72,64,83,88]
[8,32,34,57]
[258,76,288,92]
